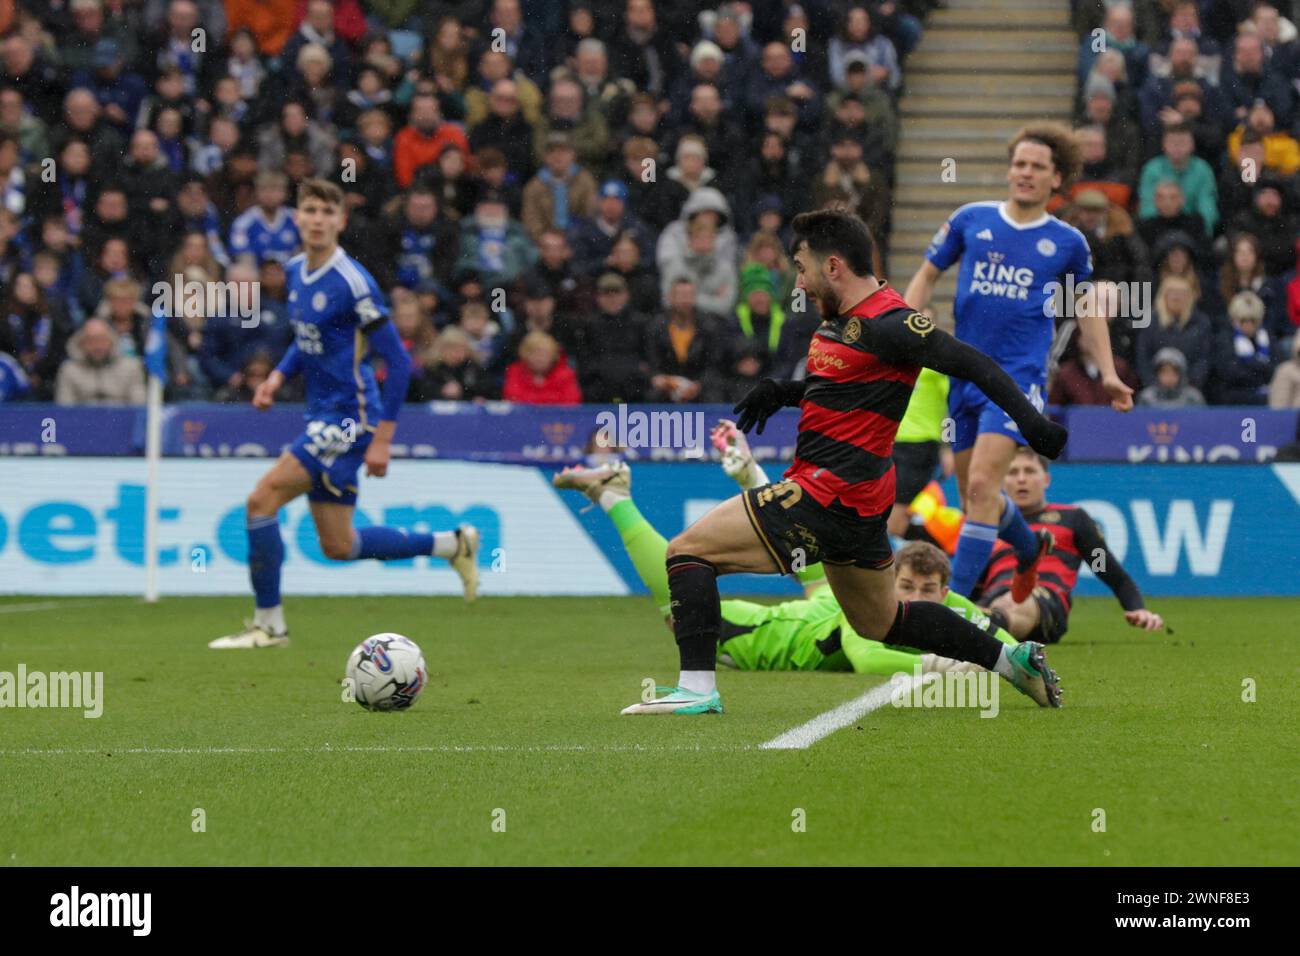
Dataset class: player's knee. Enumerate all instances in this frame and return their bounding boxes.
[665,532,697,562]
[319,533,355,561]
[246,486,275,517]
[845,606,894,642]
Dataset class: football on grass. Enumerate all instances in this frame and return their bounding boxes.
[345,634,427,711]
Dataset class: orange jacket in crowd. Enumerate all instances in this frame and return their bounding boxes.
[225,0,298,56]
[393,123,472,188]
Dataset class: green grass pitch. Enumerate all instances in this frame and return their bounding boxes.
[1,594,1296,866]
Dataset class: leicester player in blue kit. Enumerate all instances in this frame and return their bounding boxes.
[904,123,1133,601]
[210,179,479,649]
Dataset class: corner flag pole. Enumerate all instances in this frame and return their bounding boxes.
[143,373,163,603]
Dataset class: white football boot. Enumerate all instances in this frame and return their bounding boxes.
[450,524,481,602]
[208,622,290,649]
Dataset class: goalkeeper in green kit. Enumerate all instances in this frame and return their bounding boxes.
[553,422,1015,679]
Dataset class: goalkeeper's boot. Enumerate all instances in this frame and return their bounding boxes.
[450,524,481,602]
[621,685,724,715]
[552,460,631,507]
[208,622,290,649]
[1010,529,1055,604]
[1004,641,1062,708]
[711,419,760,489]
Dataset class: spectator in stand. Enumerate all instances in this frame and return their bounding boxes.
[1138,124,1218,236]
[502,330,581,405]
[1049,325,1139,406]
[644,277,731,403]
[1227,178,1297,277]
[568,180,649,278]
[735,131,811,238]
[522,228,594,323]
[76,235,134,319]
[199,259,292,395]
[609,0,685,99]
[666,82,745,195]
[667,40,727,124]
[1269,336,1300,408]
[745,41,822,133]
[1220,233,1289,342]
[426,326,493,401]
[1,272,69,401]
[521,132,598,242]
[468,78,537,184]
[456,297,502,369]
[578,271,650,403]
[730,261,808,380]
[224,0,296,58]
[531,75,608,172]
[483,0,548,84]
[464,49,544,128]
[813,130,891,254]
[1153,229,1208,307]
[3,34,65,122]
[257,99,336,179]
[1137,347,1205,408]
[213,350,273,403]
[606,230,660,316]
[619,135,686,231]
[1227,100,1300,177]
[280,0,352,89]
[1078,2,1151,90]
[422,143,479,221]
[1070,124,1134,206]
[744,231,798,306]
[665,134,720,197]
[1062,189,1151,286]
[0,87,51,164]
[1136,37,1225,153]
[1213,290,1277,404]
[1221,31,1293,129]
[1136,275,1213,391]
[701,4,760,108]
[559,37,637,132]
[1079,75,1142,187]
[1138,179,1209,267]
[455,191,536,291]
[829,5,901,94]
[657,191,738,317]
[228,170,300,265]
[54,317,145,406]
[52,87,124,177]
[388,289,438,402]
[71,39,148,135]
[378,184,459,291]
[1251,2,1299,78]
[393,91,471,189]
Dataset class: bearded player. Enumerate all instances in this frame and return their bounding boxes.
[624,209,1069,715]
[210,179,479,649]
[553,425,1016,677]
[904,124,1133,603]
[975,447,1163,643]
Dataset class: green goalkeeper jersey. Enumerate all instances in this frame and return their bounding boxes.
[719,587,1015,674]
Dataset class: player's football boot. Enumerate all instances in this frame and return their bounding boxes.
[1004,640,1062,708]
[620,685,724,715]
[207,623,290,649]
[450,523,481,602]
[1009,529,1055,604]
[551,460,631,506]
[711,419,757,488]
[920,654,983,675]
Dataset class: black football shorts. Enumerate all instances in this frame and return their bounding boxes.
[742,479,894,574]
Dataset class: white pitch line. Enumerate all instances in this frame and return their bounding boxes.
[0,599,117,614]
[759,676,922,750]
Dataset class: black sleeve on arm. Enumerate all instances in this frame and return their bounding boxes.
[777,379,807,406]
[1073,509,1145,612]
[867,311,1068,459]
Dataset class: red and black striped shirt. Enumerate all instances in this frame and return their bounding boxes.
[975,503,1144,611]
[786,284,928,517]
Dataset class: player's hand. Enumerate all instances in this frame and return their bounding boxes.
[733,378,787,434]
[939,444,956,478]
[1102,373,1134,412]
[365,438,391,478]
[1125,609,1164,632]
[252,374,281,410]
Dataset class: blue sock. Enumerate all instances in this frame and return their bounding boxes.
[950,520,998,597]
[350,526,435,560]
[997,492,1039,563]
[247,516,284,609]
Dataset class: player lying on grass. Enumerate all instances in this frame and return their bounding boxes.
[553,427,1016,679]
[210,179,479,650]
[974,446,1164,643]
[621,209,1070,714]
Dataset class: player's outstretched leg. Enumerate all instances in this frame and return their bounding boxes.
[824,563,1062,707]
[553,462,675,615]
[211,454,310,649]
[332,513,481,602]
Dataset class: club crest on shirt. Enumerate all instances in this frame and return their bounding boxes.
[1036,238,1057,256]
[843,316,862,343]
[905,312,934,336]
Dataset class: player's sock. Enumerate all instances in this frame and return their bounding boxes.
[608,499,671,614]
[949,519,998,596]
[432,530,460,558]
[794,562,827,588]
[348,526,437,560]
[666,554,721,692]
[247,515,284,620]
[882,600,1005,671]
[253,604,286,634]
[997,491,1039,563]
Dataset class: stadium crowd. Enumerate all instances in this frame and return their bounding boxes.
[0,0,1296,411]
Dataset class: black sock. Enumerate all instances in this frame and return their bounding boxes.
[666,554,721,671]
[882,600,1005,671]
